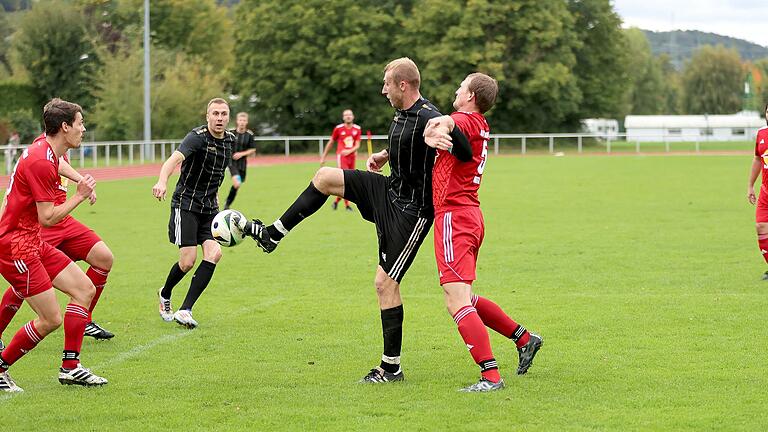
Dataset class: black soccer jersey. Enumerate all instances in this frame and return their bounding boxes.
[171,125,234,214]
[386,97,442,218]
[229,129,256,174]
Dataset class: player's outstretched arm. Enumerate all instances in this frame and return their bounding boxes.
[153,151,184,201]
[36,175,95,227]
[424,116,472,162]
[320,139,335,165]
[749,156,762,205]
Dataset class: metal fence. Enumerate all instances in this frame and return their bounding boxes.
[1,132,754,175]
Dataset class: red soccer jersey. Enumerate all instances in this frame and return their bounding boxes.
[0,139,61,260]
[755,127,768,191]
[432,111,490,211]
[30,134,70,207]
[331,124,361,154]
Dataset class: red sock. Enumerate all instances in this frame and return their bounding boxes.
[344,199,350,207]
[758,235,768,264]
[453,305,500,383]
[334,196,341,204]
[0,287,24,339]
[472,294,530,348]
[86,266,109,319]
[62,304,89,369]
[0,321,43,372]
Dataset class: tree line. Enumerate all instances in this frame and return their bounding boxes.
[0,0,766,146]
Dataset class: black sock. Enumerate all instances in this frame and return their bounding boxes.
[269,182,328,240]
[379,305,404,373]
[225,186,238,208]
[179,260,216,311]
[161,262,188,299]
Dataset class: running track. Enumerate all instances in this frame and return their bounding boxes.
[0,154,319,189]
[0,150,751,190]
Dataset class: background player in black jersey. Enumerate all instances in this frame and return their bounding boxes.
[245,58,442,383]
[224,112,257,210]
[152,98,234,329]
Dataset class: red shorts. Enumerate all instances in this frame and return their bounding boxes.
[0,242,72,298]
[758,188,768,223]
[433,206,484,285]
[337,154,356,170]
[41,216,102,261]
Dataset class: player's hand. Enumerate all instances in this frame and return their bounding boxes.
[320,157,326,166]
[424,121,453,151]
[233,152,243,160]
[367,154,383,173]
[88,191,97,205]
[152,181,167,201]
[76,174,96,200]
[748,186,757,205]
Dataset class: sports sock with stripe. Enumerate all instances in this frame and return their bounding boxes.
[379,305,403,373]
[62,304,89,369]
[0,287,23,339]
[472,294,530,348]
[269,182,328,240]
[453,305,500,383]
[0,321,43,372]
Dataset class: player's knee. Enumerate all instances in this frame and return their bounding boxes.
[96,248,114,270]
[178,259,195,273]
[204,248,222,263]
[312,167,336,193]
[757,223,768,234]
[40,313,63,333]
[77,282,96,304]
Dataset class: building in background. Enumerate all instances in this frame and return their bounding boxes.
[581,118,619,139]
[624,112,765,142]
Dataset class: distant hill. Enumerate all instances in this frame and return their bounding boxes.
[643,30,768,69]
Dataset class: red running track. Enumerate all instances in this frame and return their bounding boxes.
[0,154,319,189]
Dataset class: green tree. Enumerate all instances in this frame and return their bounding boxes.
[401,0,582,133]
[658,53,682,114]
[682,45,744,114]
[90,44,226,140]
[753,58,768,110]
[623,28,668,114]
[232,0,397,135]
[567,0,629,119]
[12,0,98,108]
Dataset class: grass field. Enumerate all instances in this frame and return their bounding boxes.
[0,155,766,431]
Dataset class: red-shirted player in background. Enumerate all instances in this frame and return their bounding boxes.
[424,73,542,392]
[0,99,107,392]
[747,104,768,279]
[0,136,115,343]
[320,109,361,211]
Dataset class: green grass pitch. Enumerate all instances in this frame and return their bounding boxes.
[1,155,766,430]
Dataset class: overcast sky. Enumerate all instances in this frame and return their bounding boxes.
[612,0,768,47]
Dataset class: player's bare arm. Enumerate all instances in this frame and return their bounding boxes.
[341,139,361,156]
[366,149,389,172]
[749,155,762,205]
[233,148,256,160]
[59,157,97,205]
[320,138,335,165]
[36,174,95,227]
[153,151,185,201]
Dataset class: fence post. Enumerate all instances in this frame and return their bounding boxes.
[118,144,122,166]
[521,137,526,155]
[92,144,97,167]
[140,142,144,164]
[161,141,166,161]
[695,139,700,153]
[318,139,324,157]
[635,140,640,153]
[549,136,554,154]
[80,144,85,168]
[105,143,110,166]
[607,137,611,154]
[494,137,499,155]
[129,143,134,164]
[284,138,290,157]
[577,136,582,153]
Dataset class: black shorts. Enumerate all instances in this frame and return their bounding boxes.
[343,170,433,283]
[168,208,216,247]
[230,161,248,182]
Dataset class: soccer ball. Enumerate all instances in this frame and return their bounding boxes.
[211,209,247,247]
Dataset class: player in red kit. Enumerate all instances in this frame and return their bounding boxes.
[320,109,361,211]
[0,135,115,343]
[0,99,107,392]
[747,104,768,279]
[424,73,542,392]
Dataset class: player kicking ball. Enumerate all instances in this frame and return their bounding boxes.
[153,98,234,329]
[0,99,108,391]
[424,73,542,392]
[0,136,115,343]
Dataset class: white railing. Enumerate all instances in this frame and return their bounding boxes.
[1,132,753,175]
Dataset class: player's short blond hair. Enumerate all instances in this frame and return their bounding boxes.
[236,112,248,118]
[384,57,420,89]
[207,97,229,112]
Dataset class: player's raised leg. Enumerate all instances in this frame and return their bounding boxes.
[360,267,405,383]
[82,240,115,339]
[173,240,221,329]
[51,261,107,386]
[470,294,542,375]
[245,167,344,252]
